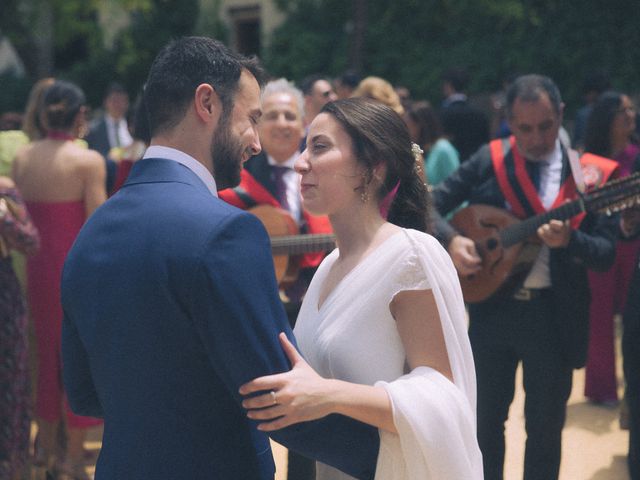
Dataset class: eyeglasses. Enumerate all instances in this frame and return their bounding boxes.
[617,106,636,115]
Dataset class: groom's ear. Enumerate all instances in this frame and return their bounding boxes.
[194,83,222,126]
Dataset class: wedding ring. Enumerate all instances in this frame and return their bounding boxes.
[270,390,277,405]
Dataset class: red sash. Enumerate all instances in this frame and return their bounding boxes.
[490,136,618,228]
[218,169,331,268]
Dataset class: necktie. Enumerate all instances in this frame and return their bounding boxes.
[526,161,541,191]
[272,165,290,211]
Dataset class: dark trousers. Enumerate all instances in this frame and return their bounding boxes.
[469,292,573,480]
[623,263,640,479]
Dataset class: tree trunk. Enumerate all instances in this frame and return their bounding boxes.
[348,0,366,74]
[32,0,55,78]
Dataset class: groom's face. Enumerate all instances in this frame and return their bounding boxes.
[211,70,262,190]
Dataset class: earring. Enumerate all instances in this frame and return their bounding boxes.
[360,172,371,203]
[360,186,369,203]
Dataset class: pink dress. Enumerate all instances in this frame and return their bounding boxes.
[585,143,640,402]
[26,200,102,428]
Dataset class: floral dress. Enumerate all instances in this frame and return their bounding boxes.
[0,185,39,478]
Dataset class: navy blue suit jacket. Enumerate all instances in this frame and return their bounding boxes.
[61,158,379,479]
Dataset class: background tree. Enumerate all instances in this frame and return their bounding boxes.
[264,0,640,115]
[0,0,198,110]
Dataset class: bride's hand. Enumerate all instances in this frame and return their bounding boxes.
[239,332,336,431]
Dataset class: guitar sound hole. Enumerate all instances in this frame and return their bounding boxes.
[486,238,498,250]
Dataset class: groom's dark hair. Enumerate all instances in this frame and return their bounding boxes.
[143,36,266,137]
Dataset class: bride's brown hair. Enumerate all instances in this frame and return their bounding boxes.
[320,98,431,233]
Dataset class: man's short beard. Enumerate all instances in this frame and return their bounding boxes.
[211,111,245,190]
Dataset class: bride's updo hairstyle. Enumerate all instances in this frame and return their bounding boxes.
[42,80,86,132]
[320,98,431,232]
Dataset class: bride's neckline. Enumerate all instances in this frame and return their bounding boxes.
[316,228,405,311]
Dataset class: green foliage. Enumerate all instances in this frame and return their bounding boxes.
[264,0,351,80]
[0,72,33,113]
[111,0,200,101]
[263,0,640,113]
[0,0,198,110]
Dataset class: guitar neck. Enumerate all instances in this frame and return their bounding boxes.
[500,199,584,248]
[270,234,336,255]
[499,171,640,248]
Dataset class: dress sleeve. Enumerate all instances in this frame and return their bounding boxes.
[388,246,431,305]
[0,187,39,255]
[376,231,483,479]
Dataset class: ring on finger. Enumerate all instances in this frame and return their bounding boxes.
[270,390,277,405]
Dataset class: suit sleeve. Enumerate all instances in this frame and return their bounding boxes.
[62,309,104,418]
[190,211,379,480]
[432,147,493,245]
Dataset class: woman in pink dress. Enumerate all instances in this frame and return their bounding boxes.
[13,80,107,480]
[583,90,640,404]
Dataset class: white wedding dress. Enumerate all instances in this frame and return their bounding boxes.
[294,229,483,480]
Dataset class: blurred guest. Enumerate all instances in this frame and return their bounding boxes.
[583,91,640,404]
[85,82,132,157]
[0,112,23,131]
[22,78,56,142]
[1,78,55,178]
[0,78,54,293]
[394,84,411,107]
[86,82,132,192]
[107,92,150,195]
[0,175,39,480]
[300,74,338,127]
[439,66,490,161]
[572,70,611,151]
[352,76,404,115]
[12,80,106,480]
[333,70,361,100]
[404,100,460,185]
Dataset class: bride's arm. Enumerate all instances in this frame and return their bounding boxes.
[239,288,452,433]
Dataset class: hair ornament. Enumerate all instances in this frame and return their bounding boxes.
[411,142,424,160]
[411,142,425,178]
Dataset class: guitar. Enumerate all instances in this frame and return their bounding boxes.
[450,172,640,303]
[249,205,336,284]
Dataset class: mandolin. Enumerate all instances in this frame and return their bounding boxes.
[249,205,335,284]
[450,172,640,303]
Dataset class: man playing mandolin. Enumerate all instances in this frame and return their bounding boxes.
[433,74,618,480]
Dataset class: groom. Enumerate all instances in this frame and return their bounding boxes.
[61,36,379,479]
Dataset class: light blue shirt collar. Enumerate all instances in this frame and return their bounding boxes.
[143,146,218,197]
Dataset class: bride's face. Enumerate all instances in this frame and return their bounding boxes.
[295,113,364,216]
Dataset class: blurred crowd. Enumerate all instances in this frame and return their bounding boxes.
[1,61,639,480]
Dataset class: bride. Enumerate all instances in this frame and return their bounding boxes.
[240,98,483,479]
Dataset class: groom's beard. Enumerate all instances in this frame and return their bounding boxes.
[211,119,245,190]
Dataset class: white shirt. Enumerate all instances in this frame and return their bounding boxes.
[267,153,302,224]
[523,139,563,289]
[105,114,133,149]
[143,146,218,197]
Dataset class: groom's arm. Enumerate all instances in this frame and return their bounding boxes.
[61,309,104,418]
[190,210,378,480]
